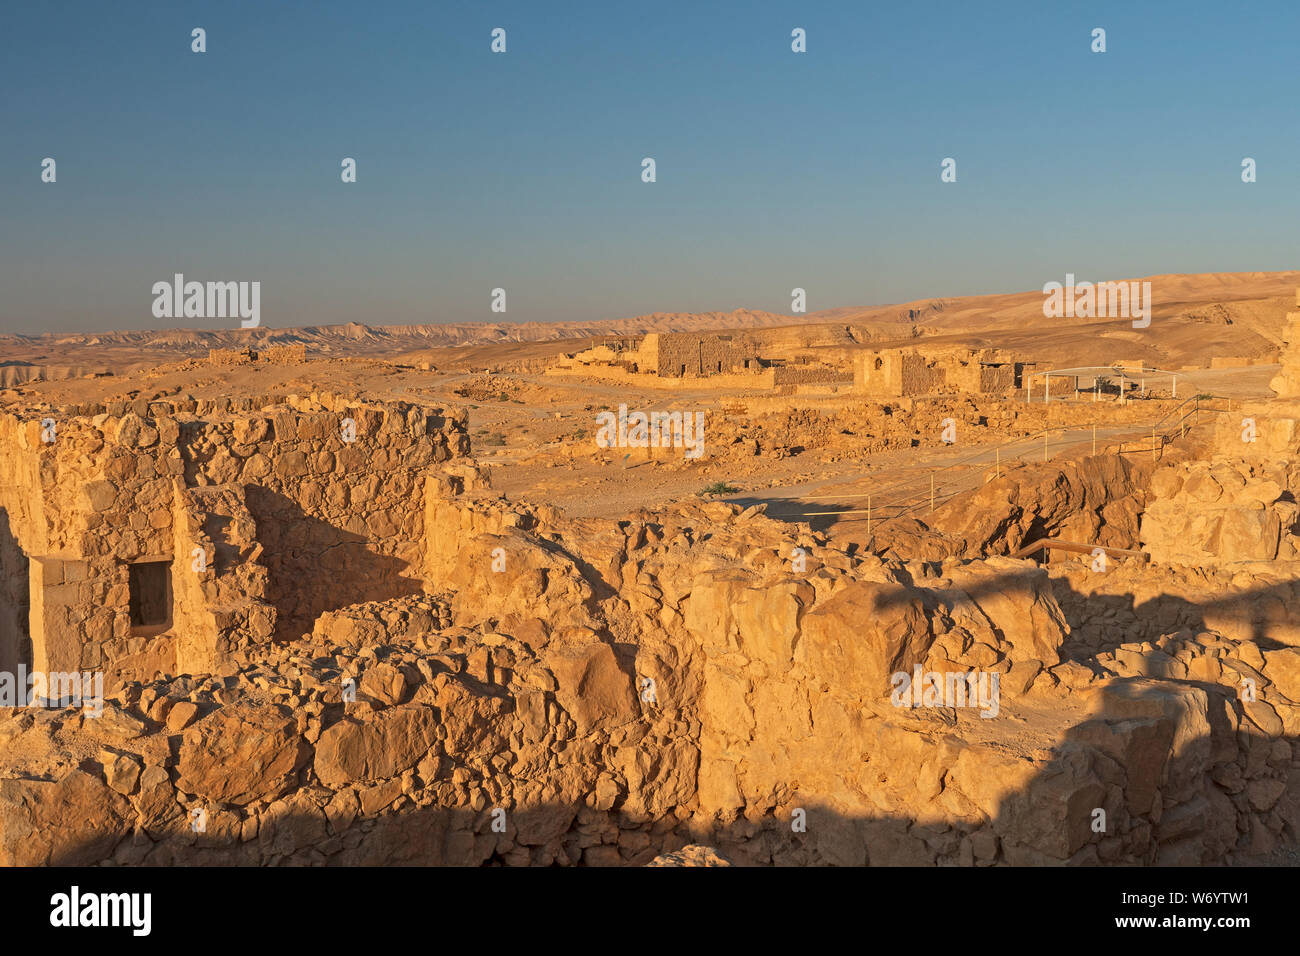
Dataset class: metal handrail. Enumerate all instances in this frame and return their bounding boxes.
[762,392,1236,527]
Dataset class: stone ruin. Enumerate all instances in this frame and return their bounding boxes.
[1271,289,1300,398]
[4,449,1299,866]
[207,345,308,366]
[0,392,468,688]
[853,347,1020,398]
[559,332,765,378]
[548,331,851,390]
[4,313,1300,866]
[1139,288,1300,566]
[638,332,765,377]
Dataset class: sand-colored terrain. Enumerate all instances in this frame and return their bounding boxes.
[3,271,1300,867]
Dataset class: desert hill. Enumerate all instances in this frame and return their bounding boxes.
[3,271,1297,379]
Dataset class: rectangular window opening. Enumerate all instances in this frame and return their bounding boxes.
[129,560,173,631]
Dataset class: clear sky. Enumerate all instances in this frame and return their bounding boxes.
[2,0,1297,334]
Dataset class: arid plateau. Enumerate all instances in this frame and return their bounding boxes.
[4,271,1300,867]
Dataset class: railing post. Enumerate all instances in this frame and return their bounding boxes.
[1043,432,1048,461]
[867,495,871,537]
[1092,424,1096,454]
[1152,427,1156,461]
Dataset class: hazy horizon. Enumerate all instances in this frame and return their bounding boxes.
[4,268,1299,342]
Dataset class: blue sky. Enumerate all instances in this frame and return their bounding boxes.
[2,0,1297,334]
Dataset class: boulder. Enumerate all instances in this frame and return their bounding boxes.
[314,704,438,788]
[176,703,308,806]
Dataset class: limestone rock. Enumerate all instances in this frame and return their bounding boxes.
[176,703,308,806]
[647,845,733,866]
[314,705,438,788]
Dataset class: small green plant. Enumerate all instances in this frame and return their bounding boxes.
[699,480,740,497]
[481,432,506,447]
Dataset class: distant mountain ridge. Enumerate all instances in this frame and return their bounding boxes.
[4,271,1298,366]
[0,309,808,355]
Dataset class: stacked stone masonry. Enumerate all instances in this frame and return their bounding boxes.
[2,474,1297,866]
[854,347,1020,397]
[0,393,469,688]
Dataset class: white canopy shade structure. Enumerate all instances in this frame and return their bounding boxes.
[1028,364,1180,404]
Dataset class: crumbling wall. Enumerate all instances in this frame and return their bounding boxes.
[170,483,276,678]
[647,333,762,377]
[178,398,467,641]
[0,510,29,677]
[979,364,1015,392]
[898,352,945,394]
[1270,289,1300,397]
[1141,458,1300,565]
[0,393,470,681]
[770,365,852,386]
[208,345,308,367]
[208,347,256,365]
[5,485,1294,867]
[856,348,1016,397]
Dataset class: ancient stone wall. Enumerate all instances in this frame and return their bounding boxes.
[897,352,944,394]
[0,510,29,677]
[979,364,1015,392]
[169,484,276,678]
[1270,289,1300,397]
[770,365,852,386]
[855,348,1013,397]
[209,348,256,365]
[0,393,469,685]
[644,333,762,377]
[6,481,1295,866]
[1141,458,1300,565]
[208,345,308,367]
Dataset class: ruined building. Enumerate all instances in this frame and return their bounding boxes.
[548,332,772,381]
[637,332,764,377]
[0,393,468,688]
[1271,289,1300,398]
[853,347,1019,397]
[6,315,1300,867]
